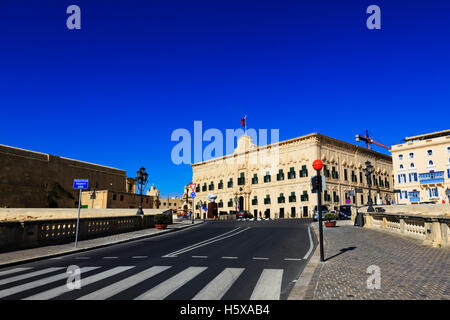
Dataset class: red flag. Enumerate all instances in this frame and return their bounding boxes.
[241,117,245,127]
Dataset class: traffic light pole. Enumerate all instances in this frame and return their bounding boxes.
[316,169,325,262]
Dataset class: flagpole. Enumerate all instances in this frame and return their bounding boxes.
[245,115,247,136]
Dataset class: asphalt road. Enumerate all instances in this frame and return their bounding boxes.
[0,219,315,300]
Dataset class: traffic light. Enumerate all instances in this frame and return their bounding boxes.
[311,175,321,193]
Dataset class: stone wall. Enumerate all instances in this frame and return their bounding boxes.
[353,204,450,248]
[0,144,127,208]
[0,209,173,253]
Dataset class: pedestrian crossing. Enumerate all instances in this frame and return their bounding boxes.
[0,265,286,300]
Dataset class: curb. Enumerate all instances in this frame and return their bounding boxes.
[0,221,205,269]
[287,223,322,300]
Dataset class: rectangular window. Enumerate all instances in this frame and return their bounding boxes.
[252,197,258,205]
[299,165,308,177]
[228,178,233,188]
[288,167,296,179]
[264,195,271,204]
[289,192,296,202]
[238,172,245,185]
[264,172,271,183]
[278,193,285,203]
[360,172,363,183]
[120,195,124,201]
[252,174,258,184]
[277,169,284,181]
[344,169,348,181]
[300,191,309,202]
[218,180,223,189]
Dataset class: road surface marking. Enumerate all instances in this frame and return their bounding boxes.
[0,268,33,278]
[284,258,302,261]
[50,257,63,260]
[162,228,242,257]
[103,257,118,259]
[192,268,244,300]
[0,267,98,299]
[134,266,207,300]
[163,227,250,257]
[192,256,208,259]
[77,266,171,300]
[0,267,64,286]
[132,256,148,259]
[23,266,133,300]
[252,257,269,260]
[221,256,238,259]
[250,269,284,300]
[303,226,313,260]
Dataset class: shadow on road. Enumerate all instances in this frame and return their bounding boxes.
[325,246,356,261]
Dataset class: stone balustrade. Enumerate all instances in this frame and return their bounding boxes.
[0,210,172,253]
[353,204,449,248]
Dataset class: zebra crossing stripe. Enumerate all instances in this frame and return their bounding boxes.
[23,266,133,300]
[134,267,207,300]
[0,268,33,278]
[0,267,64,286]
[192,268,244,300]
[0,267,98,299]
[77,266,171,300]
[250,269,283,300]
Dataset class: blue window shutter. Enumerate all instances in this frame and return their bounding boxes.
[398,175,401,183]
[399,192,402,199]
[409,174,411,182]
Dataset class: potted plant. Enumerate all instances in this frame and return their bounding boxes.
[154,213,171,229]
[324,212,337,227]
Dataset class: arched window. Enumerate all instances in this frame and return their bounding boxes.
[398,154,403,160]
[409,153,414,159]
[427,149,433,156]
[428,160,434,166]
[399,164,404,169]
[410,163,415,168]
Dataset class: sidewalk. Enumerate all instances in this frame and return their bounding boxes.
[290,220,449,300]
[0,220,204,268]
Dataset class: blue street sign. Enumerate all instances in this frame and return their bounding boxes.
[73,179,89,189]
[191,192,196,199]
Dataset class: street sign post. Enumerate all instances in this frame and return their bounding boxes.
[191,191,196,224]
[73,179,88,248]
[312,159,325,262]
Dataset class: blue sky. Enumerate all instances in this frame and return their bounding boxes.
[1,0,449,197]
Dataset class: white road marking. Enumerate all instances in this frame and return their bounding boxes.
[250,269,284,300]
[252,257,269,260]
[103,257,118,259]
[162,227,249,257]
[192,256,208,259]
[77,266,171,300]
[221,256,238,259]
[303,226,313,260]
[132,256,148,259]
[192,268,244,300]
[284,258,302,261]
[0,268,33,278]
[23,266,133,300]
[0,267,98,299]
[134,266,207,300]
[0,267,64,286]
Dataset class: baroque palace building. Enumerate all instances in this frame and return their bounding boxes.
[191,133,394,219]
[391,129,450,204]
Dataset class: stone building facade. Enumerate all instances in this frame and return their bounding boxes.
[191,133,394,219]
[391,129,450,204]
[0,144,127,208]
[80,190,157,209]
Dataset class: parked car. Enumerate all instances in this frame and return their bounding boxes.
[236,211,253,220]
[312,205,329,221]
[338,205,352,220]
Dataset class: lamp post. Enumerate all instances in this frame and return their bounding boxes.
[364,161,375,212]
[136,167,148,215]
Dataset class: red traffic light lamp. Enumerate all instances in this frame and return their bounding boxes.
[313,159,323,171]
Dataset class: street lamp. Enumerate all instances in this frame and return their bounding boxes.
[364,160,375,212]
[136,167,148,215]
